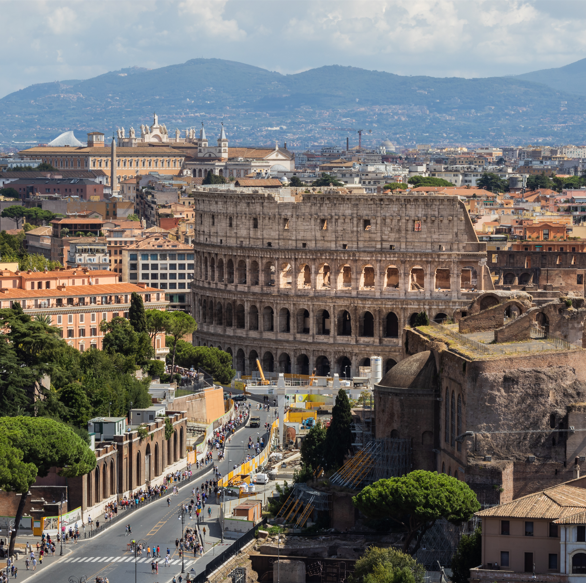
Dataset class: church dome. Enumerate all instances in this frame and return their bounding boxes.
[377,351,436,390]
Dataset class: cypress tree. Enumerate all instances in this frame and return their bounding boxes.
[324,388,354,469]
[128,292,147,333]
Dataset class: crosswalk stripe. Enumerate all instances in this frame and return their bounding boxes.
[185,561,193,567]
[104,556,114,562]
[171,559,181,565]
[78,558,89,562]
[110,557,121,562]
[62,558,73,563]
[138,558,149,563]
[90,557,101,562]
[127,557,136,562]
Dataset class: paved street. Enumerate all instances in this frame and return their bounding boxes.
[14,396,273,583]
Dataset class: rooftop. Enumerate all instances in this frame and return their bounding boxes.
[0,283,162,299]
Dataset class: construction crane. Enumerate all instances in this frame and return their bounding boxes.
[255,359,270,386]
[322,127,372,150]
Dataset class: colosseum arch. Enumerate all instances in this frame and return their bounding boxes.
[460,266,478,290]
[279,353,291,373]
[279,308,291,333]
[298,264,311,288]
[385,265,400,289]
[237,260,247,284]
[503,273,516,285]
[263,306,274,331]
[280,263,293,288]
[337,355,352,377]
[215,303,223,326]
[435,268,451,290]
[225,303,233,327]
[102,462,108,498]
[317,264,332,288]
[384,311,399,338]
[249,350,259,374]
[297,309,310,334]
[337,310,352,336]
[210,257,215,281]
[479,294,500,311]
[236,349,245,373]
[296,354,310,375]
[250,261,260,286]
[217,259,224,282]
[434,312,448,323]
[262,351,275,373]
[316,309,331,335]
[385,358,397,373]
[359,357,371,367]
[227,259,235,284]
[360,264,375,289]
[264,261,275,286]
[204,257,208,280]
[410,266,425,291]
[338,265,352,289]
[316,355,330,376]
[249,306,259,330]
[207,300,213,323]
[359,311,375,337]
[236,304,245,328]
[201,299,207,323]
[519,272,532,285]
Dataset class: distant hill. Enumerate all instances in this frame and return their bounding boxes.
[513,57,586,96]
[2,58,586,146]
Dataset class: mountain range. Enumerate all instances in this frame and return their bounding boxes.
[2,58,586,148]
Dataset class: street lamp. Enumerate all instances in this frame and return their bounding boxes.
[277,535,281,583]
[178,507,186,574]
[60,493,68,556]
[133,538,147,583]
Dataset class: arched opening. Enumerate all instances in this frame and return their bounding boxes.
[280,263,292,288]
[145,443,151,482]
[479,295,499,311]
[410,266,425,291]
[390,430,399,438]
[457,395,462,452]
[263,306,274,331]
[519,272,532,285]
[315,355,330,377]
[572,553,586,574]
[298,264,311,288]
[249,306,259,330]
[279,308,291,333]
[102,463,108,499]
[236,304,245,328]
[217,259,224,282]
[225,303,233,327]
[236,349,245,374]
[504,304,521,320]
[434,312,448,324]
[215,303,223,326]
[167,433,172,468]
[338,356,352,378]
[262,351,275,373]
[110,459,115,495]
[460,266,478,290]
[204,257,208,281]
[359,311,374,337]
[338,265,352,288]
[249,350,259,375]
[278,353,291,373]
[360,265,375,289]
[237,260,247,284]
[179,427,185,458]
[317,264,331,288]
[264,262,275,286]
[359,357,371,367]
[207,300,213,324]
[384,359,397,374]
[503,272,516,285]
[435,268,451,290]
[385,265,399,289]
[136,451,142,486]
[95,466,100,503]
[409,312,421,327]
[226,259,234,284]
[210,257,215,282]
[173,430,178,463]
[535,311,549,335]
[154,443,160,477]
[337,310,352,336]
[250,261,260,286]
[252,217,258,229]
[316,309,331,335]
[384,312,399,338]
[297,309,310,334]
[296,354,310,376]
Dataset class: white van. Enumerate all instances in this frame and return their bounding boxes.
[254,473,269,485]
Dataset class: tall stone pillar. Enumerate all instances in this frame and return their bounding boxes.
[111,136,118,194]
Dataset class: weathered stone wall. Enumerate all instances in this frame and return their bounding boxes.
[460,300,528,334]
[173,386,226,423]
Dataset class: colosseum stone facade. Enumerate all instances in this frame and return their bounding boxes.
[191,187,493,377]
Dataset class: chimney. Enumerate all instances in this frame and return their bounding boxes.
[574,457,581,479]
[284,142,287,149]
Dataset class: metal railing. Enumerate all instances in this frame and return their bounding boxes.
[428,321,491,355]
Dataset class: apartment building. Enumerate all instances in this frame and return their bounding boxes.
[67,237,110,270]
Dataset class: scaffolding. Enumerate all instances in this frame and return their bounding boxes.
[330,438,411,489]
[278,483,331,526]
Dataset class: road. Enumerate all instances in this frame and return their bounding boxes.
[29,396,272,583]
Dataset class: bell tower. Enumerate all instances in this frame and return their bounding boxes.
[217,123,228,160]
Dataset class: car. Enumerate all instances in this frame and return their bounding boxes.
[254,473,269,485]
[233,394,247,402]
[250,416,261,428]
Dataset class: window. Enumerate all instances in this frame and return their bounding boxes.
[102,312,107,321]
[178,254,185,260]
[79,328,86,337]
[178,263,186,270]
[501,552,509,568]
[320,218,327,230]
[151,264,158,270]
[363,219,371,230]
[187,254,194,260]
[283,218,290,229]
[178,283,186,289]
[501,520,510,536]
[549,554,558,570]
[79,314,84,324]
[578,525,586,542]
[573,553,586,574]
[90,328,97,337]
[130,263,137,271]
[141,254,149,261]
[525,521,534,536]
[253,218,258,229]
[57,315,62,325]
[524,552,534,573]
[150,254,157,260]
[178,273,186,280]
[67,329,74,338]
[68,314,73,324]
[578,274,584,285]
[187,263,194,271]
[143,263,150,270]
[229,217,233,228]
[130,253,137,261]
[169,273,176,280]
[549,522,559,538]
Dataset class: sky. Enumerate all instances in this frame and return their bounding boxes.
[1,0,586,98]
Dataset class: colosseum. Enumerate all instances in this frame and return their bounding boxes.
[190,187,493,377]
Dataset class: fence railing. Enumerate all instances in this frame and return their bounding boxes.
[428,320,491,355]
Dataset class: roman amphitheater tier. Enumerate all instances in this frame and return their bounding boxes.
[190,187,492,377]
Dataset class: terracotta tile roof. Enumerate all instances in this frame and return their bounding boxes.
[234,178,283,187]
[51,218,104,224]
[1,269,113,280]
[227,148,274,159]
[0,283,161,299]
[4,229,23,236]
[25,226,52,236]
[411,186,496,197]
[20,146,183,156]
[126,237,192,250]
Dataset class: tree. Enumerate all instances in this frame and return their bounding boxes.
[476,172,508,193]
[146,309,171,343]
[300,422,327,469]
[526,173,553,190]
[143,359,165,379]
[203,170,227,185]
[407,176,453,187]
[384,182,408,191]
[350,547,425,583]
[172,341,234,384]
[164,311,198,372]
[0,188,20,199]
[57,382,93,428]
[353,471,480,554]
[312,173,344,187]
[1,206,26,229]
[451,525,482,583]
[127,214,140,221]
[324,389,353,469]
[289,176,305,187]
[129,292,147,333]
[100,316,153,364]
[412,312,430,327]
[37,162,57,171]
[0,416,96,555]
